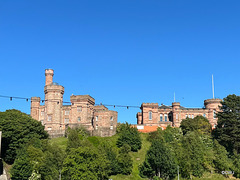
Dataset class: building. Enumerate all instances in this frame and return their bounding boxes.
[136,99,222,133]
[31,69,118,137]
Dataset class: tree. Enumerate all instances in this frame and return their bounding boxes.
[180,115,212,135]
[213,94,240,154]
[62,146,110,180]
[0,109,48,164]
[117,144,133,175]
[116,122,142,152]
[140,140,177,180]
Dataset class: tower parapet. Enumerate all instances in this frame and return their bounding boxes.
[204,99,222,109]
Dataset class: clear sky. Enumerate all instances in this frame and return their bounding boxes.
[0,0,240,124]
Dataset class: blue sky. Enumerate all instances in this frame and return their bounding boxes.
[0,0,240,124]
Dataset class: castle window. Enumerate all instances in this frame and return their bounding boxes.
[192,114,194,118]
[96,116,98,121]
[47,127,52,130]
[96,124,98,130]
[203,113,206,117]
[78,117,81,122]
[65,118,69,123]
[160,114,163,121]
[77,106,82,112]
[110,116,113,121]
[48,115,52,121]
[110,125,113,130]
[41,111,44,116]
[65,110,70,115]
[164,114,167,121]
[149,111,152,120]
[188,114,191,118]
[213,110,217,119]
[176,114,178,119]
[40,120,44,125]
[185,114,188,118]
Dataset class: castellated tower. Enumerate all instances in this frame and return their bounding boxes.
[31,97,40,120]
[44,69,64,131]
[172,102,180,127]
[204,98,222,126]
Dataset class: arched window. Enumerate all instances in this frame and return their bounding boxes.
[149,111,152,120]
[78,117,81,122]
[164,114,167,121]
[160,114,163,121]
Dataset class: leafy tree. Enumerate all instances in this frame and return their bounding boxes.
[213,94,240,154]
[180,115,212,135]
[116,122,142,152]
[213,139,232,173]
[62,146,110,180]
[0,109,48,164]
[140,140,177,180]
[117,144,133,175]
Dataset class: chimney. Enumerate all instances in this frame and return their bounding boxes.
[45,69,54,86]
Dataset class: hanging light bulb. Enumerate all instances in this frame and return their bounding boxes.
[10,97,12,101]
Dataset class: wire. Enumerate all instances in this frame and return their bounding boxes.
[0,94,141,109]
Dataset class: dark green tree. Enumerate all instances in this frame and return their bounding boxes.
[213,94,240,154]
[116,122,142,152]
[62,146,110,180]
[140,140,177,180]
[117,144,133,175]
[180,115,212,135]
[0,109,48,164]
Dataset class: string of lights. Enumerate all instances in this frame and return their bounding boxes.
[0,94,141,109]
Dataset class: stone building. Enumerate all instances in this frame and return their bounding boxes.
[136,99,222,132]
[31,69,118,137]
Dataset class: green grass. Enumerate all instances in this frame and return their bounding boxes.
[49,136,68,151]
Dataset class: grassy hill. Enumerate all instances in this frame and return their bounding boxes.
[50,133,237,180]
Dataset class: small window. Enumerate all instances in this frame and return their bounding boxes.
[192,114,194,118]
[65,118,69,123]
[203,113,206,117]
[160,114,163,121]
[164,114,167,122]
[96,116,98,121]
[176,114,178,119]
[110,125,113,130]
[41,111,44,116]
[188,114,191,118]
[96,124,98,130]
[78,117,81,122]
[47,127,52,130]
[185,114,188,118]
[77,106,82,112]
[65,110,70,115]
[213,110,217,119]
[40,120,44,125]
[110,116,113,121]
[48,115,52,121]
[149,111,152,120]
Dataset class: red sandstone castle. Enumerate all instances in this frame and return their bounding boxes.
[31,69,118,137]
[136,99,222,132]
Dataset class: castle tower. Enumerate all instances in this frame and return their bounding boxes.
[172,102,180,127]
[204,99,222,126]
[31,97,40,120]
[44,69,64,130]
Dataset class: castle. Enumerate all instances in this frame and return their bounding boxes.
[136,99,222,132]
[30,69,118,137]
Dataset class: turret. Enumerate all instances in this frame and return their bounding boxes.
[45,69,54,86]
[172,102,180,127]
[204,98,222,127]
[31,97,40,120]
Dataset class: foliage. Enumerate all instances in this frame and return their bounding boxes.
[11,139,66,180]
[0,109,48,164]
[117,144,133,175]
[116,122,142,152]
[213,94,240,155]
[180,115,212,135]
[62,146,110,180]
[140,140,177,180]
